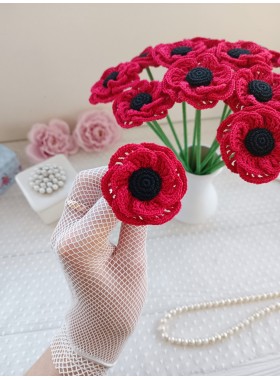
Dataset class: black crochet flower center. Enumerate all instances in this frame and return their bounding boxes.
[139,52,148,57]
[186,67,213,87]
[244,128,275,157]
[248,80,273,102]
[227,48,251,58]
[103,71,119,88]
[128,168,162,201]
[171,46,193,56]
[130,92,153,111]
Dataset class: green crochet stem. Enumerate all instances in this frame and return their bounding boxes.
[145,67,154,81]
[195,110,202,174]
[200,104,231,173]
[182,102,188,160]
[166,114,185,158]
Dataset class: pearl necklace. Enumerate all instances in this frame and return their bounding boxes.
[158,291,280,346]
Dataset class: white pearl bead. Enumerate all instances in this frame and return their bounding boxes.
[33,185,39,192]
[46,187,53,194]
[39,188,45,194]
[52,184,59,190]
[58,181,64,187]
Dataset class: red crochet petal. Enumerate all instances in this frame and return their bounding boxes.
[108,143,141,167]
[131,46,159,69]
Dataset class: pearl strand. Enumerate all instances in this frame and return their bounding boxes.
[158,291,280,346]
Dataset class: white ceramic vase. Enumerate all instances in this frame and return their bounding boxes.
[175,167,223,224]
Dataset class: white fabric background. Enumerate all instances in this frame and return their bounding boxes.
[1,138,280,375]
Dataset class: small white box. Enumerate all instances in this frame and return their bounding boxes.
[16,154,77,224]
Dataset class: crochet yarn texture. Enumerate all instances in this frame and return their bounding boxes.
[217,105,280,184]
[101,143,187,225]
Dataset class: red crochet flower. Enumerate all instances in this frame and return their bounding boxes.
[217,106,280,184]
[112,80,174,128]
[131,46,159,69]
[152,39,206,68]
[215,40,273,70]
[191,37,225,49]
[162,53,234,109]
[226,64,280,112]
[101,143,187,225]
[89,62,141,104]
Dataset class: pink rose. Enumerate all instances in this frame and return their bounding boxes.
[26,119,78,163]
[73,110,121,152]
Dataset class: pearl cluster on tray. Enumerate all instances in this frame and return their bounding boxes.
[158,291,280,347]
[29,164,66,195]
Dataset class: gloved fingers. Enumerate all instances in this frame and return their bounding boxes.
[115,223,148,273]
[51,166,108,248]
[72,197,120,254]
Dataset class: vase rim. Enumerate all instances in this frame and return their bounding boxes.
[186,166,224,178]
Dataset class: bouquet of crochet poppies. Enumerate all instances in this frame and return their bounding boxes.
[90,37,280,184]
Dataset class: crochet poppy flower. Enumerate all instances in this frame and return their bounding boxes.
[112,80,174,128]
[215,40,273,70]
[217,106,280,184]
[89,62,141,104]
[226,64,280,112]
[191,37,225,50]
[162,53,234,109]
[101,143,187,225]
[152,39,206,68]
[131,46,159,69]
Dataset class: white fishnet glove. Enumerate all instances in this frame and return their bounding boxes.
[50,166,148,376]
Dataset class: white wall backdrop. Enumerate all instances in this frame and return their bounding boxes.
[1,3,280,142]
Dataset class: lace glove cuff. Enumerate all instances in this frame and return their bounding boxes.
[51,326,108,376]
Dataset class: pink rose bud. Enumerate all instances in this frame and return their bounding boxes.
[73,110,121,152]
[26,119,78,163]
